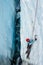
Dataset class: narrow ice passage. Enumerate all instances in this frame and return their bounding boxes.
[20,0,43,65]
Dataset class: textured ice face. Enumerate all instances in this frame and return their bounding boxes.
[20,0,43,65]
[0,0,15,58]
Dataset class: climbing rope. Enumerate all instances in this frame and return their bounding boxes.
[25,0,39,58]
[24,0,38,39]
[32,0,38,39]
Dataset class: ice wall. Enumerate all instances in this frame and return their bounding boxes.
[0,0,15,58]
[20,0,43,65]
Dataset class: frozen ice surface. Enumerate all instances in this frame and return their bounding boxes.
[20,0,43,65]
[0,0,43,65]
[0,0,15,60]
[0,55,10,65]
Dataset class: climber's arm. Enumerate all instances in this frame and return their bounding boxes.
[28,37,37,45]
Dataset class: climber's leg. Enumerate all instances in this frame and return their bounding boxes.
[26,44,32,58]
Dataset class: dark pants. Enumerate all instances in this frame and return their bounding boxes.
[26,44,32,58]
